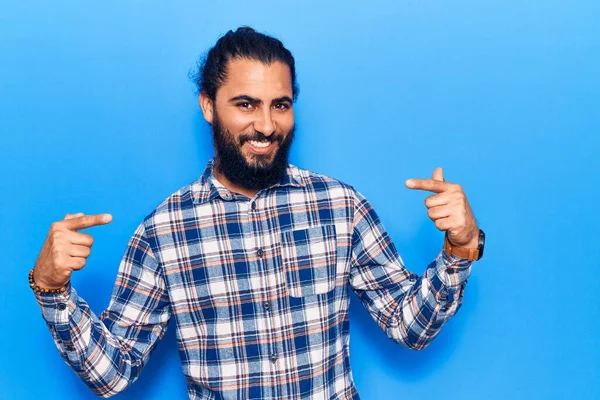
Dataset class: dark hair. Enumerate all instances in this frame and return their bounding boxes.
[191,26,299,102]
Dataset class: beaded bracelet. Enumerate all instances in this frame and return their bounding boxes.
[28,268,67,295]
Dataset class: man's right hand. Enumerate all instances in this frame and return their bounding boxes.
[33,213,113,290]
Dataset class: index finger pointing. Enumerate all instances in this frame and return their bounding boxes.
[63,214,113,231]
[405,179,450,193]
[64,212,85,220]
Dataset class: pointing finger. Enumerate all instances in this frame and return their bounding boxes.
[405,179,450,193]
[64,213,85,220]
[63,214,112,231]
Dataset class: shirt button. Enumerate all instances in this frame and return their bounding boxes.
[57,303,67,311]
[251,202,256,210]
[269,353,277,363]
[446,268,456,274]
[65,344,75,351]
[257,248,264,257]
[263,302,271,310]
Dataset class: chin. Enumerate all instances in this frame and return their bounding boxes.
[246,152,275,166]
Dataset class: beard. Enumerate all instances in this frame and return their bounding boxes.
[211,111,295,190]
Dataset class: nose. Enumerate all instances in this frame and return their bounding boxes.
[253,108,276,137]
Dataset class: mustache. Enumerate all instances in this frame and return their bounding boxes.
[239,131,283,144]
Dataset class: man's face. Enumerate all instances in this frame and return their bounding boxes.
[201,58,295,190]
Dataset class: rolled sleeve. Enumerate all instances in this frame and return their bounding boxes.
[349,189,473,350]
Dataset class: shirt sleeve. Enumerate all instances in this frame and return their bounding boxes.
[349,190,472,350]
[34,222,171,397]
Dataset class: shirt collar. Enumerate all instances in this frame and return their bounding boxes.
[191,158,305,205]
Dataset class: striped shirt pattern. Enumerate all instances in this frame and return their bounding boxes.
[36,159,472,399]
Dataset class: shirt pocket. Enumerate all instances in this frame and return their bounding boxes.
[280,224,337,297]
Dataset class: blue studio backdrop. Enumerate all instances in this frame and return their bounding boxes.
[1,1,599,399]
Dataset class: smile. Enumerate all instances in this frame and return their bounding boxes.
[249,140,270,148]
[246,140,276,155]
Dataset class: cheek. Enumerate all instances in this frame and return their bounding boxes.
[276,110,295,132]
[229,112,255,129]
[218,106,255,132]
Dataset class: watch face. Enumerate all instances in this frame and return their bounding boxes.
[477,229,485,260]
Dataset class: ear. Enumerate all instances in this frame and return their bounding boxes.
[199,93,214,124]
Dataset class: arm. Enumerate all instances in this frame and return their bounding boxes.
[34,222,171,397]
[349,190,471,350]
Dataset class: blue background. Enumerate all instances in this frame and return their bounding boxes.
[1,1,598,399]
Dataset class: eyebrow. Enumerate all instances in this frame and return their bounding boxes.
[229,95,260,104]
[272,96,293,105]
[228,95,293,106]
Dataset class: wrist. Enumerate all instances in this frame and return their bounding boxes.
[448,228,479,249]
[463,234,479,249]
[30,269,68,293]
[444,229,483,262]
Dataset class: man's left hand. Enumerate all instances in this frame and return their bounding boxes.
[405,167,479,248]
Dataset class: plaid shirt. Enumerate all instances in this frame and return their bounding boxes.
[36,159,472,399]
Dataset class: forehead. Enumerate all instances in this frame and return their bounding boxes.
[217,58,293,100]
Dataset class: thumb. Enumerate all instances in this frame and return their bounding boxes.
[432,167,444,182]
[64,212,85,220]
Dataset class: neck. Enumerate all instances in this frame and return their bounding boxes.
[212,165,259,199]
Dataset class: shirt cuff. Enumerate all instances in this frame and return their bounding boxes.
[429,250,472,290]
[34,283,78,326]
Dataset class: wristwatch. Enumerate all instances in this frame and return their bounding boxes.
[443,229,485,261]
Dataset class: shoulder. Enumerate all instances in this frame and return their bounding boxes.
[140,180,198,230]
[291,164,372,209]
[290,164,359,198]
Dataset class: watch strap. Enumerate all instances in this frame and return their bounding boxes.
[443,234,480,261]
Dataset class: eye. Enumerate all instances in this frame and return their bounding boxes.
[273,103,291,111]
[236,102,254,110]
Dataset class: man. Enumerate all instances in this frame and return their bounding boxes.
[31,27,485,399]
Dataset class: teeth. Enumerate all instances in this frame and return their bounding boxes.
[249,140,270,148]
